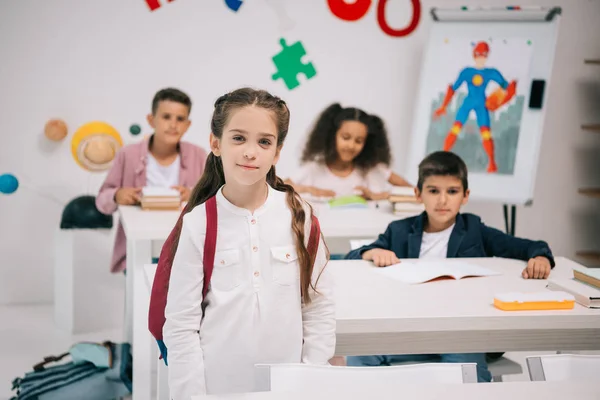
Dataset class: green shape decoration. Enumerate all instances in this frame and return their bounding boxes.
[271,38,317,90]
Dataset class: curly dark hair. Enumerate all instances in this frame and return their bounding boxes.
[300,103,392,171]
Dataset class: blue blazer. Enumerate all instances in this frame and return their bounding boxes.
[345,212,555,267]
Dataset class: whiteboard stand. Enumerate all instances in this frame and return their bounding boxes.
[503,204,516,236]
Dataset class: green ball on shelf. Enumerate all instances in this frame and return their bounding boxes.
[129,124,142,136]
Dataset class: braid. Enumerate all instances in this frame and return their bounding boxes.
[267,167,328,303]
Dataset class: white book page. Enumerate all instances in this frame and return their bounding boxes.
[142,186,180,198]
[375,259,501,284]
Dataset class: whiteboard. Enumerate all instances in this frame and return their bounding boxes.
[405,8,561,205]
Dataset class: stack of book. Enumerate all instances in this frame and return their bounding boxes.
[388,186,424,215]
[140,187,181,211]
[546,267,600,308]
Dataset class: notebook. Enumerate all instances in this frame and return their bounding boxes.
[375,259,501,284]
[546,278,600,308]
[572,267,600,290]
[327,195,368,209]
[141,186,181,210]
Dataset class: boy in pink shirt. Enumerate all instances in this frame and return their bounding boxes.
[96,88,208,273]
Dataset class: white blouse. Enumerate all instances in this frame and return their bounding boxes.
[163,184,336,399]
[290,161,392,197]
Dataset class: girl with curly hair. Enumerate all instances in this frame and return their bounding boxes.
[287,103,410,200]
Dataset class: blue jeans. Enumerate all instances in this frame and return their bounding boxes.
[346,353,492,383]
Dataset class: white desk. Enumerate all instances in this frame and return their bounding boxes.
[196,382,600,400]
[119,202,411,400]
[332,257,600,355]
[141,257,600,399]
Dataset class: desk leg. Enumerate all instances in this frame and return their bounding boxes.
[54,229,74,333]
[127,239,153,400]
[157,357,170,400]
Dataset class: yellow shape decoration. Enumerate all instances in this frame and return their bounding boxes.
[71,121,123,172]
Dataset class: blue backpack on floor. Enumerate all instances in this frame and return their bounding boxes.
[10,341,132,400]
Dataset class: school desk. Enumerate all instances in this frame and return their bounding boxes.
[140,256,600,400]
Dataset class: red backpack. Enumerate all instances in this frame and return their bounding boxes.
[148,196,321,365]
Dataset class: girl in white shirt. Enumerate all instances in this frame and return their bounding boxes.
[286,103,411,200]
[163,88,336,399]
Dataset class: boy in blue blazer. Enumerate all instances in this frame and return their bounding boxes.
[345,151,554,382]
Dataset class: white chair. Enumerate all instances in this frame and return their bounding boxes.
[526,354,600,382]
[254,363,477,392]
[487,356,522,382]
[349,239,377,251]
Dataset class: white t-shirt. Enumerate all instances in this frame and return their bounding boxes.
[419,223,455,259]
[146,153,180,188]
[163,185,336,398]
[290,161,392,197]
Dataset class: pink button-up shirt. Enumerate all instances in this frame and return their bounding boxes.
[96,137,208,273]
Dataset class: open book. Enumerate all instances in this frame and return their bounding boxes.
[375,259,501,284]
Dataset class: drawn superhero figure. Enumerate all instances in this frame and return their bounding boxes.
[434,41,517,173]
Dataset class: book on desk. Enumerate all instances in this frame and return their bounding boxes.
[389,187,425,215]
[375,259,501,284]
[546,278,600,309]
[573,268,600,290]
[140,187,181,211]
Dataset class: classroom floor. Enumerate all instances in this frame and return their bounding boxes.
[3,304,596,399]
[0,304,126,400]
[0,304,564,400]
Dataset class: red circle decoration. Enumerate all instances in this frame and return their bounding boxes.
[327,0,372,22]
[377,0,421,37]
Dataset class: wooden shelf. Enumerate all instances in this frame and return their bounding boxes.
[576,251,600,264]
[579,188,600,198]
[581,124,600,132]
[584,59,600,65]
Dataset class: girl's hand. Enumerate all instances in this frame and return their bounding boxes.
[355,186,390,201]
[310,187,336,198]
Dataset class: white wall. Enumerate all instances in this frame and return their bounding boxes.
[1,0,599,305]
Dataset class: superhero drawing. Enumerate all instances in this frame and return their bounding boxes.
[432,41,518,173]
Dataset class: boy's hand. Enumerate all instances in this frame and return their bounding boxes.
[362,248,400,267]
[522,256,551,279]
[115,188,141,205]
[172,185,191,202]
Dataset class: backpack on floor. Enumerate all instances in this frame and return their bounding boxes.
[10,341,132,400]
[148,196,321,365]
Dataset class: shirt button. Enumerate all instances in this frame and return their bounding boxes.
[254,271,260,277]
[251,219,256,225]
[252,246,258,252]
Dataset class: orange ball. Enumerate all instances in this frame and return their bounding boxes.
[44,119,68,141]
[486,88,507,111]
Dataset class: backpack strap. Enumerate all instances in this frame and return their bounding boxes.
[32,352,70,372]
[202,196,218,299]
[307,213,321,267]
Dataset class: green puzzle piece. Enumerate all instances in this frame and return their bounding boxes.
[271,38,316,90]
